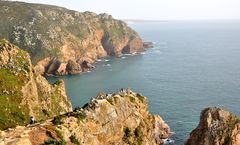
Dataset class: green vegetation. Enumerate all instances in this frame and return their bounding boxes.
[122,127,143,145]
[134,127,143,145]
[52,116,63,125]
[0,1,140,64]
[236,116,240,123]
[55,129,64,139]
[0,67,30,129]
[107,97,114,105]
[123,127,132,144]
[129,96,136,103]
[76,112,87,121]
[107,26,125,38]
[42,109,50,117]
[136,94,145,103]
[44,138,66,145]
[69,134,80,145]
[44,129,66,145]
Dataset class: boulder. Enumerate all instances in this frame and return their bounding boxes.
[66,60,82,75]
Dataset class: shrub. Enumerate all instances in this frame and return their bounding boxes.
[77,112,86,121]
[44,138,56,144]
[55,129,63,139]
[136,94,145,103]
[44,138,66,145]
[107,98,114,105]
[123,127,132,143]
[129,96,135,103]
[134,127,143,138]
[69,134,80,145]
[42,109,50,116]
[52,116,63,125]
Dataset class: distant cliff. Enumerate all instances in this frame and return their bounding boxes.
[0,89,171,145]
[0,40,72,130]
[0,1,146,75]
[186,107,240,145]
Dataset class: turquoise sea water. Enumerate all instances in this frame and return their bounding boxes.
[48,21,240,144]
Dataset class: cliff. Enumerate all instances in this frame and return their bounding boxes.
[0,39,72,130]
[186,107,240,145]
[0,1,146,75]
[0,90,171,145]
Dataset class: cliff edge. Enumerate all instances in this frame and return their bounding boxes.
[0,39,72,130]
[0,89,171,145]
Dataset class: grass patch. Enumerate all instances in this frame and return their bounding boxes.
[0,68,30,130]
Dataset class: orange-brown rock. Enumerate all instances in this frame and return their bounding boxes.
[186,107,240,145]
[0,90,171,145]
[0,1,147,75]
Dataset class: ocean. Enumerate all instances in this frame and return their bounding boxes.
[48,20,240,144]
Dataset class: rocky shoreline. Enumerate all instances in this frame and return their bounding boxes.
[41,41,153,77]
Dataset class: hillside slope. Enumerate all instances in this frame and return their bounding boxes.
[0,39,72,130]
[0,1,146,75]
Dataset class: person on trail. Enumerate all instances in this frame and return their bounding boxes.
[30,116,35,124]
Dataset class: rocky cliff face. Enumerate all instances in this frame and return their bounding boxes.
[0,90,171,145]
[0,1,146,75]
[0,39,72,130]
[186,107,240,145]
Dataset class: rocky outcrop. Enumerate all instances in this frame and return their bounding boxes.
[0,39,72,130]
[0,89,171,145]
[0,1,149,75]
[143,42,154,49]
[186,107,240,145]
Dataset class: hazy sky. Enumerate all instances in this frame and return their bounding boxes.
[17,0,240,20]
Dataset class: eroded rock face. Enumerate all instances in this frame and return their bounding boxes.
[0,40,72,130]
[0,1,146,75]
[0,90,171,145]
[186,107,240,145]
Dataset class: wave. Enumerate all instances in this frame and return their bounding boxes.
[97,59,102,62]
[103,64,111,67]
[163,138,175,145]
